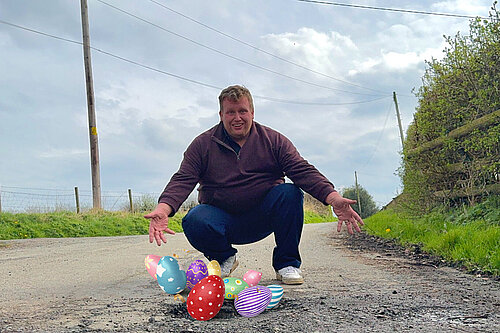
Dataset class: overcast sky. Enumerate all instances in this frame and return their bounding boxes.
[0,0,493,211]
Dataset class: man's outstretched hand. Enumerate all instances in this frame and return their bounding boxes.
[144,203,176,246]
[326,191,364,234]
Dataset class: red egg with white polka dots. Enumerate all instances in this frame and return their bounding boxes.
[186,275,225,321]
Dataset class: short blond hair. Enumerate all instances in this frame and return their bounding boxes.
[218,85,254,112]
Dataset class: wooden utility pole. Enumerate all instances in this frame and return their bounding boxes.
[80,0,102,209]
[393,91,405,149]
[128,189,134,213]
[355,171,362,215]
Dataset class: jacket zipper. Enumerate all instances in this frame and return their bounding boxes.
[212,137,241,160]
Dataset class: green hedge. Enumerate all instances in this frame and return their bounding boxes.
[402,12,500,212]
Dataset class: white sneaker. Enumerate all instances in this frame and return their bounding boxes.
[276,266,304,285]
[220,255,239,277]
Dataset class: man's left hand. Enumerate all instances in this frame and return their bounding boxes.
[326,191,364,234]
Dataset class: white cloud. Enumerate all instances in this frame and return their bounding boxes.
[260,21,450,79]
[382,51,422,71]
[348,58,381,76]
[431,0,490,15]
[262,27,357,77]
[94,78,217,138]
[38,148,88,159]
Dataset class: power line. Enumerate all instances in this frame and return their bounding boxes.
[94,47,390,105]
[296,0,489,20]
[0,19,390,106]
[254,94,388,105]
[87,47,392,105]
[147,0,386,94]
[96,0,382,97]
[0,20,82,46]
[359,99,394,170]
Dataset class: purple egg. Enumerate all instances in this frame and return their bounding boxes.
[185,260,208,291]
[234,286,272,317]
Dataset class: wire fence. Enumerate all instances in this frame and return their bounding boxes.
[0,185,163,213]
[0,185,388,215]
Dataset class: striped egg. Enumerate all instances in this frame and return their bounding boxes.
[234,286,272,317]
[266,284,284,309]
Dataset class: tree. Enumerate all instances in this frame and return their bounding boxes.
[401,2,500,212]
[341,185,379,219]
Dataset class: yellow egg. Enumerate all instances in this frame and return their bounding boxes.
[207,260,221,277]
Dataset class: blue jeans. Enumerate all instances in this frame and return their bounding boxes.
[182,183,304,271]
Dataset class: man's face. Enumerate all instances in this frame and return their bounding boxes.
[219,96,254,144]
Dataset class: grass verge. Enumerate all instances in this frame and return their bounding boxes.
[0,211,184,239]
[364,196,500,276]
[0,209,332,240]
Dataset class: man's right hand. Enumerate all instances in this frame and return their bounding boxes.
[144,203,176,246]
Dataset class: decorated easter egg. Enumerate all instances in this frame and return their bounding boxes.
[186,260,208,291]
[223,277,249,299]
[186,275,225,321]
[234,285,272,317]
[266,284,284,309]
[156,256,187,294]
[242,269,262,287]
[144,254,162,280]
[207,260,221,277]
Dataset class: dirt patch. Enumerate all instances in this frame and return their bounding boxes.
[344,231,499,281]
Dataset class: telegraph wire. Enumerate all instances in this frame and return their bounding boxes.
[0,19,390,106]
[94,46,390,105]
[295,0,489,20]
[254,94,388,105]
[90,47,222,90]
[89,45,392,105]
[96,0,382,97]
[0,20,82,46]
[147,0,386,94]
[358,99,394,170]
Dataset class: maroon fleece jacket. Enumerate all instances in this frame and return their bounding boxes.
[159,121,335,215]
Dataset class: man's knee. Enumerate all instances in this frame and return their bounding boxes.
[182,204,211,236]
[275,183,304,204]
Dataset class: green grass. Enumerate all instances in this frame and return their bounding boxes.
[364,196,500,276]
[304,210,336,224]
[0,211,184,240]
[0,209,332,240]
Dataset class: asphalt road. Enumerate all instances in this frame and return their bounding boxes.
[1,222,499,332]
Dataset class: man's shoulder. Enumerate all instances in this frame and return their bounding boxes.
[254,122,282,137]
[254,122,288,142]
[193,123,220,141]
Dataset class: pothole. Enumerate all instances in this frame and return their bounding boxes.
[164,301,238,320]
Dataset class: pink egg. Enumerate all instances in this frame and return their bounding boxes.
[242,269,262,287]
[144,254,162,280]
